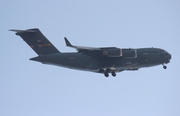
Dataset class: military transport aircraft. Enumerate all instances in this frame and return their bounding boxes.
[10,28,172,77]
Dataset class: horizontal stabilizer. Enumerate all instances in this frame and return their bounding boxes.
[9,28,38,35]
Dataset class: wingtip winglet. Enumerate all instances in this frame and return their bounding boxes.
[64,37,72,47]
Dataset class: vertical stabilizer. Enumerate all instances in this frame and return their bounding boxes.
[10,28,60,55]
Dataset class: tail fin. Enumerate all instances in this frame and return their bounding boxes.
[10,28,60,55]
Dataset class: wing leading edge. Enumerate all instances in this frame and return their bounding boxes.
[64,37,122,58]
[64,37,101,51]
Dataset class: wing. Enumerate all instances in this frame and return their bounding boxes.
[64,37,121,57]
[64,37,122,57]
[64,37,101,51]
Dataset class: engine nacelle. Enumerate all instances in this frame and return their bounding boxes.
[102,48,122,57]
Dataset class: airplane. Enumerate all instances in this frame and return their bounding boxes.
[10,28,172,77]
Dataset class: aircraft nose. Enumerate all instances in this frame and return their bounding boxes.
[168,53,172,60]
[164,50,172,64]
[166,52,172,64]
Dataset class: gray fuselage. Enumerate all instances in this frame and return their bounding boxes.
[11,28,172,77]
[30,47,171,73]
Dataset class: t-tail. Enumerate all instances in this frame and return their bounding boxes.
[10,28,60,55]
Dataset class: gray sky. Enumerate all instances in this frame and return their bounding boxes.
[1,0,180,116]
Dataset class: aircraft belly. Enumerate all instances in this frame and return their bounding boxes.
[30,53,99,71]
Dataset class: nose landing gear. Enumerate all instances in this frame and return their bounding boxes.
[162,64,167,69]
[163,65,167,69]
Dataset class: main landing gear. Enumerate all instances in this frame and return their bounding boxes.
[104,72,116,77]
[104,73,109,77]
[111,71,116,77]
[99,69,116,77]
